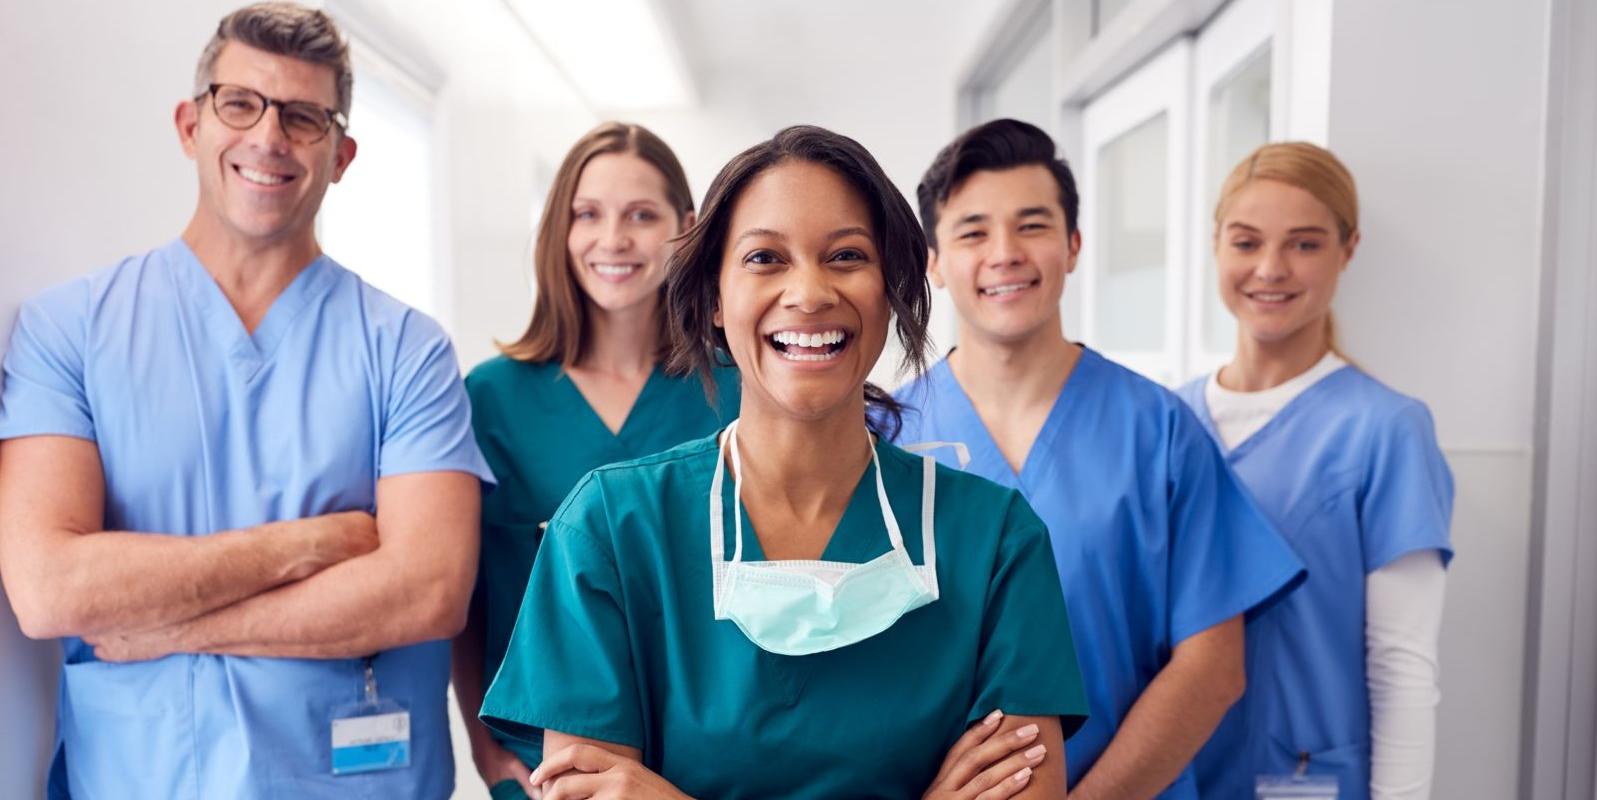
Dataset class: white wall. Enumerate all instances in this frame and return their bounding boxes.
[1324,1,1551,796]
[0,3,244,796]
[0,2,591,796]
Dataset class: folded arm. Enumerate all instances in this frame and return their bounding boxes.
[1070,616,1245,800]
[91,470,481,660]
[0,435,377,639]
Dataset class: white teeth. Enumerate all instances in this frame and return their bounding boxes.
[1251,292,1290,301]
[981,281,1033,297]
[779,349,842,362]
[769,330,845,348]
[593,263,640,276]
[237,166,289,186]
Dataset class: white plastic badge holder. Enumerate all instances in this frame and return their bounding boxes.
[330,657,412,775]
[1256,774,1338,799]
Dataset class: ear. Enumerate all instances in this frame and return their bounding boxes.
[1341,230,1361,267]
[712,302,723,328]
[680,209,697,232]
[175,99,200,159]
[330,134,358,183]
[926,246,946,289]
[1064,229,1082,274]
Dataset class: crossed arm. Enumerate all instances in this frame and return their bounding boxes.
[0,435,480,659]
[1068,616,1245,800]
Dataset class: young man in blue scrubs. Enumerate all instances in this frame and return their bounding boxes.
[895,118,1304,798]
[0,4,493,798]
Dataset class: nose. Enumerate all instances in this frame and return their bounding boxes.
[1254,243,1291,282]
[781,261,839,314]
[601,216,633,253]
[244,104,292,155]
[988,227,1026,270]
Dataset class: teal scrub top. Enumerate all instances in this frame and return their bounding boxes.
[465,357,738,767]
[480,431,1089,799]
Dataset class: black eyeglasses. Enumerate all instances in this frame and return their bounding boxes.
[199,83,348,145]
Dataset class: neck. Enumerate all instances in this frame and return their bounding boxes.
[947,320,1080,415]
[1222,319,1331,391]
[577,299,659,375]
[733,394,873,518]
[181,215,320,333]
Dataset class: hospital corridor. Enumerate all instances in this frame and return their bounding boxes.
[1,0,1593,798]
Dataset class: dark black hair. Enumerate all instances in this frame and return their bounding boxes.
[665,125,931,439]
[916,118,1080,248]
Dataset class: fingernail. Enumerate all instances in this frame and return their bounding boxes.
[1012,767,1033,784]
[983,709,1003,726]
[1015,723,1040,740]
[1025,744,1046,761]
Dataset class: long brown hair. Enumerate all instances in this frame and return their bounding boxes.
[500,122,694,365]
[1214,141,1358,357]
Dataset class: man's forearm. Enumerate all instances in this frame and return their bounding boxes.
[1070,618,1244,800]
[7,513,372,639]
[85,471,479,662]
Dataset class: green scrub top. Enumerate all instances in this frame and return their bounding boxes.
[480,431,1089,799]
[465,356,739,768]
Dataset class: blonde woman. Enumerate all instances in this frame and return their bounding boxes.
[1178,142,1454,800]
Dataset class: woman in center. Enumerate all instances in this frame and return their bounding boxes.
[480,125,1087,799]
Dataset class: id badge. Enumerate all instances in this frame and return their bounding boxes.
[330,657,411,775]
[1256,774,1338,799]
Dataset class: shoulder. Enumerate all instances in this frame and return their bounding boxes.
[1329,368,1442,450]
[879,442,1041,534]
[1081,349,1210,445]
[466,354,553,394]
[549,433,722,543]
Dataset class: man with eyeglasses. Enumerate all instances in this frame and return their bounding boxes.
[0,3,493,798]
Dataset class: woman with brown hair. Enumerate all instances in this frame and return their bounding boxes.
[1177,142,1454,799]
[477,125,1088,799]
[451,122,738,800]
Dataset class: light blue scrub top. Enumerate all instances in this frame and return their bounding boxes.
[480,432,1090,799]
[0,240,495,800]
[894,348,1305,798]
[1178,365,1454,800]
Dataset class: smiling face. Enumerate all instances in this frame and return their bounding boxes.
[567,151,688,316]
[714,159,890,423]
[1215,178,1358,348]
[929,165,1078,347]
[177,42,355,251]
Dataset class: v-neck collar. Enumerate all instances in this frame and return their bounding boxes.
[166,239,335,381]
[718,434,890,565]
[556,361,667,441]
[930,346,1098,489]
[1194,363,1357,461]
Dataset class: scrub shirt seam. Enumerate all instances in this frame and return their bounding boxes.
[482,706,644,753]
[1171,557,1306,645]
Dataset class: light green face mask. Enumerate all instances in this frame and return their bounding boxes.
[708,420,940,657]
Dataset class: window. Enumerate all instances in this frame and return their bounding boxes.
[318,42,440,321]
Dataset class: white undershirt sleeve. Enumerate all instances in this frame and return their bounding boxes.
[1366,549,1447,799]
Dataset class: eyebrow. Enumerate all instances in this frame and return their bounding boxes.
[733,226,872,245]
[953,206,1054,226]
[1225,221,1332,235]
[572,197,661,206]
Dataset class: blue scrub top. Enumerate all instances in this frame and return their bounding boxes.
[894,348,1305,798]
[465,356,738,769]
[480,432,1089,799]
[0,240,495,800]
[1177,365,1454,800]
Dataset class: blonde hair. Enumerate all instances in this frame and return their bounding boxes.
[1214,141,1358,357]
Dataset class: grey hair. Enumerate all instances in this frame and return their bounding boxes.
[193,2,353,118]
